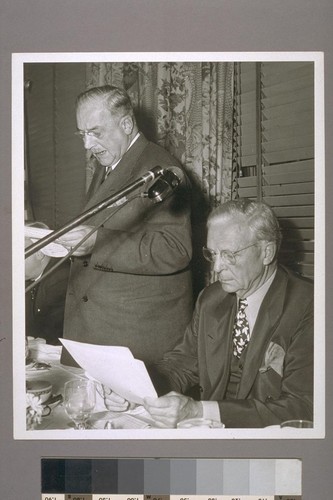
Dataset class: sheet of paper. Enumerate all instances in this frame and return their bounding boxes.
[25,226,68,257]
[60,339,157,405]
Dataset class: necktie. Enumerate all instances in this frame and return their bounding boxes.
[232,298,250,358]
[103,167,111,182]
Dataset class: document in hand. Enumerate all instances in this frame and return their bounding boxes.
[25,225,68,257]
[60,339,157,405]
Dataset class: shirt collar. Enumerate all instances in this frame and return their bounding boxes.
[107,132,140,172]
[246,267,277,306]
[241,268,277,334]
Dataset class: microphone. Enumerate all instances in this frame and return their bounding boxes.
[147,167,183,203]
[25,165,184,293]
[25,166,164,258]
[24,166,182,258]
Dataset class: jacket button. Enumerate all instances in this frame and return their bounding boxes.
[239,363,244,370]
[82,295,88,302]
[83,260,89,267]
[199,385,204,392]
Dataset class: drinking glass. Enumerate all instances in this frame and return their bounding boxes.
[63,379,96,430]
[280,419,313,429]
[177,417,225,429]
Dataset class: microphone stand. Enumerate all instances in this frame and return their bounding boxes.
[25,195,137,293]
[25,165,182,293]
[25,166,164,258]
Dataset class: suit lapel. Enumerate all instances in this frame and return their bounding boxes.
[86,164,106,201]
[85,134,148,210]
[205,292,237,396]
[237,267,288,398]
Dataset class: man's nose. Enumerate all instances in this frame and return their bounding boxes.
[213,254,227,273]
[82,133,97,150]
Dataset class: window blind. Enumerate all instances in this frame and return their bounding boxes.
[233,61,315,279]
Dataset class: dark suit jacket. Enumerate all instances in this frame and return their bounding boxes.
[26,260,70,345]
[61,133,193,365]
[151,265,313,428]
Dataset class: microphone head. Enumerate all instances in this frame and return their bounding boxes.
[147,178,175,203]
[147,166,182,203]
[163,166,184,185]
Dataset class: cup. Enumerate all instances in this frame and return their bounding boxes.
[177,417,224,429]
[26,380,53,403]
[280,419,313,428]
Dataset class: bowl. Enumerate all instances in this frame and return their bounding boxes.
[26,380,52,403]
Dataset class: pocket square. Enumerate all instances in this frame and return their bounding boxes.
[259,341,285,377]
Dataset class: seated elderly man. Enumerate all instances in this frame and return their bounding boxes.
[104,199,314,428]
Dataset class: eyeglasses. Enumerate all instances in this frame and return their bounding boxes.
[202,243,258,265]
[74,129,102,140]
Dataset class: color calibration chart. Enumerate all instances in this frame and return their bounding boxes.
[41,458,302,500]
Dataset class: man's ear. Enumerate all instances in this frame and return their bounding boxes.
[120,114,134,135]
[263,241,277,265]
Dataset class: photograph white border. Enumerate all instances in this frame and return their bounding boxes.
[12,51,325,440]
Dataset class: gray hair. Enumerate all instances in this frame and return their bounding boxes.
[76,85,135,121]
[208,198,282,250]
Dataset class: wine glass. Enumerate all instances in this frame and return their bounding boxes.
[63,379,96,430]
[280,419,313,428]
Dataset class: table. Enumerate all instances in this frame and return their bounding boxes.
[25,341,157,431]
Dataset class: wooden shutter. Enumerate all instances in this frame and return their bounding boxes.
[233,61,314,279]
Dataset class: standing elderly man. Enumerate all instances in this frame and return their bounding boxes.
[52,85,193,366]
[104,199,313,428]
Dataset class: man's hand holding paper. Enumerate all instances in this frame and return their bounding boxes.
[103,387,137,412]
[60,339,158,406]
[25,225,68,258]
[57,224,97,256]
[143,392,203,428]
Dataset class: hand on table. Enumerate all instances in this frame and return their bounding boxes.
[58,225,97,256]
[143,391,203,428]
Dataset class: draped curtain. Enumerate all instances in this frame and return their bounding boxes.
[85,62,234,206]
[85,62,234,290]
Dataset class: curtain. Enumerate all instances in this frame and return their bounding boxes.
[86,62,234,205]
[85,61,234,290]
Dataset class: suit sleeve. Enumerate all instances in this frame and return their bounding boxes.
[148,293,202,395]
[217,298,314,428]
[89,172,192,276]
